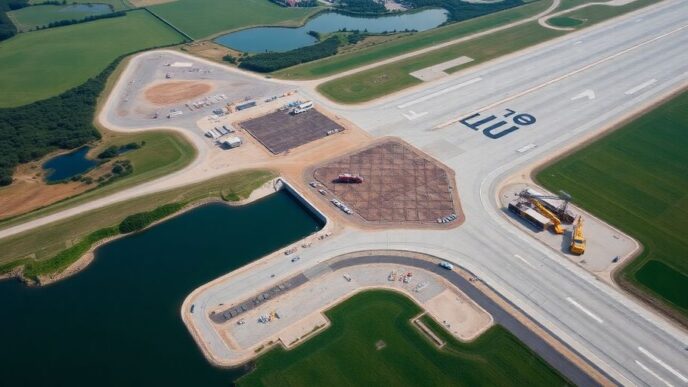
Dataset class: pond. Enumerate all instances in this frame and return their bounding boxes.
[215,8,448,53]
[42,146,98,183]
[0,191,323,386]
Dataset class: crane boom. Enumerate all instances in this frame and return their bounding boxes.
[531,200,564,234]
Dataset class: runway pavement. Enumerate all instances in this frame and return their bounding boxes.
[189,1,688,385]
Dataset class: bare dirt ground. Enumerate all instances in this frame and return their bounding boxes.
[181,42,235,63]
[144,81,213,106]
[0,162,87,220]
[312,139,461,226]
[424,288,493,341]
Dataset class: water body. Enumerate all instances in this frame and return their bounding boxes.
[0,192,323,386]
[215,9,448,53]
[43,146,98,182]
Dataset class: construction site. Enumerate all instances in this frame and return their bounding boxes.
[500,183,637,281]
[311,139,462,226]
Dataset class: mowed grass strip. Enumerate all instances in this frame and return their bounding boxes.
[149,0,320,40]
[238,290,569,386]
[274,0,552,80]
[317,0,660,104]
[537,91,688,315]
[8,4,113,31]
[28,0,131,11]
[0,169,276,265]
[0,9,184,107]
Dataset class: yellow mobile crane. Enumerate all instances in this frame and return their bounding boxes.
[570,217,586,255]
[531,200,565,234]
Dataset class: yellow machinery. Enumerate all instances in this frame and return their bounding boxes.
[531,200,564,234]
[570,217,586,255]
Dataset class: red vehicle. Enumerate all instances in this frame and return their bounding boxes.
[336,173,363,183]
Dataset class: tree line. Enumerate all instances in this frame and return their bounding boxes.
[404,0,524,23]
[0,0,27,41]
[237,36,341,73]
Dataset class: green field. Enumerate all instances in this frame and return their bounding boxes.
[8,3,113,31]
[28,0,131,11]
[149,0,320,40]
[0,9,184,107]
[274,0,552,80]
[239,290,568,386]
[548,16,584,28]
[537,91,688,318]
[316,0,659,103]
[0,169,275,268]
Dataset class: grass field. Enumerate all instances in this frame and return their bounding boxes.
[0,169,275,267]
[317,0,659,103]
[149,0,320,40]
[537,91,688,318]
[0,9,184,107]
[28,0,131,11]
[273,0,552,80]
[8,3,113,31]
[239,290,568,386]
[548,16,583,28]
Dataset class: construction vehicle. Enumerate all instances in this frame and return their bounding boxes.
[518,188,574,224]
[570,217,586,255]
[335,173,363,183]
[531,200,564,234]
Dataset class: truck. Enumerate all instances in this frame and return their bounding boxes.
[569,217,586,255]
[439,261,453,270]
[508,202,549,231]
[292,101,313,114]
[335,173,363,184]
[235,100,256,111]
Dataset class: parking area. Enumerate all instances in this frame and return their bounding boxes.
[312,140,461,225]
[239,109,344,154]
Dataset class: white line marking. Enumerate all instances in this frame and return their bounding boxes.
[625,79,657,95]
[636,360,674,387]
[397,77,482,109]
[574,40,583,45]
[571,89,596,101]
[402,110,428,120]
[516,144,537,153]
[638,347,688,383]
[514,254,534,267]
[566,297,604,323]
[435,23,688,129]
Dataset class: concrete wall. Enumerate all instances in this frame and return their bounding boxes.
[276,178,328,226]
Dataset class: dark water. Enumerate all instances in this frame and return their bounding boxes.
[0,192,323,386]
[43,146,98,183]
[215,9,448,53]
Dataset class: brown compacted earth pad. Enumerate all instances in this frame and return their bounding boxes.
[144,81,213,105]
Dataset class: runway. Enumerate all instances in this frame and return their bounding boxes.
[190,0,688,385]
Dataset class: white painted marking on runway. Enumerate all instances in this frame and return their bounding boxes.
[516,144,537,153]
[397,77,482,109]
[574,40,583,45]
[566,297,604,323]
[571,89,596,101]
[514,254,534,267]
[636,360,674,387]
[402,110,428,120]
[638,346,688,383]
[625,79,657,95]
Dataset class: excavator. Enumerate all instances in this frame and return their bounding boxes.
[570,217,586,255]
[531,199,564,234]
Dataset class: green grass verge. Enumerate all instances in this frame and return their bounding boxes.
[548,16,583,28]
[28,0,131,12]
[0,169,276,276]
[0,9,184,107]
[317,0,660,103]
[238,290,568,386]
[273,0,552,80]
[8,4,113,31]
[149,0,320,40]
[537,91,688,318]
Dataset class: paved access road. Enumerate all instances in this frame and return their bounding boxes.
[191,1,688,385]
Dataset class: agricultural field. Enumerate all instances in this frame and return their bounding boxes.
[537,91,688,319]
[8,3,114,31]
[149,0,320,40]
[274,0,551,80]
[316,0,659,103]
[238,290,568,386]
[0,9,184,107]
[28,0,131,11]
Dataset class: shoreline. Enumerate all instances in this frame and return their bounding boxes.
[0,177,283,287]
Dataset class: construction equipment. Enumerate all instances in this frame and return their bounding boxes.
[531,200,564,234]
[335,173,363,183]
[518,188,574,223]
[570,217,586,255]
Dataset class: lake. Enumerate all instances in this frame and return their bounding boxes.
[0,192,323,386]
[215,9,448,53]
[43,146,98,183]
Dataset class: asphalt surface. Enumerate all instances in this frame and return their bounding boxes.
[188,1,688,385]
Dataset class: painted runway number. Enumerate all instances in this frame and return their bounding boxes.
[460,109,536,139]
